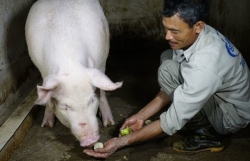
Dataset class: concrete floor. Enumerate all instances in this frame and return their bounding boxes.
[8,41,250,161]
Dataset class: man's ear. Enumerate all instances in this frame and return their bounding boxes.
[194,21,205,34]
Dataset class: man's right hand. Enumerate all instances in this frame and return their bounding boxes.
[120,114,145,135]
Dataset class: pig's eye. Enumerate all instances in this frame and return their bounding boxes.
[58,103,70,110]
[88,97,95,106]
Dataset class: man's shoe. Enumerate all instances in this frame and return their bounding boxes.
[171,135,224,154]
[173,109,225,154]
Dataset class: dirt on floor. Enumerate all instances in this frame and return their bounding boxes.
[8,41,250,161]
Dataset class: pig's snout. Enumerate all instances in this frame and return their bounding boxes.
[79,123,87,127]
[79,133,100,147]
[71,121,100,147]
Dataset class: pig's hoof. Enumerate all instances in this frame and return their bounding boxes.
[103,119,115,127]
[41,120,54,128]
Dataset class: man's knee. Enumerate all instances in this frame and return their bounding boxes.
[158,59,179,77]
[160,49,173,63]
[158,60,181,95]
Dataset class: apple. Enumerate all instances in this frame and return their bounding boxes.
[120,126,130,136]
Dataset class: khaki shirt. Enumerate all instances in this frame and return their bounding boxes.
[160,24,250,135]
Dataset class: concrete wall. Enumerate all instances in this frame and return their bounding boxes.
[208,0,250,66]
[101,0,250,66]
[100,0,164,41]
[0,0,249,124]
[0,0,40,124]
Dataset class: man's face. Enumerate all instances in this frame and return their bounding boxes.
[162,14,203,50]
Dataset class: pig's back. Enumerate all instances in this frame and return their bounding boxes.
[25,0,109,75]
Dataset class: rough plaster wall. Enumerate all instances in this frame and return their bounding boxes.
[100,0,164,41]
[208,0,250,66]
[0,0,40,122]
[100,0,250,66]
[0,0,249,123]
[0,0,164,123]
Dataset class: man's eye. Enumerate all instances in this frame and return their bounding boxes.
[172,31,178,34]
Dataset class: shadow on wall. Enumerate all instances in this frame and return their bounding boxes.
[208,0,250,66]
[5,0,40,97]
[0,0,41,124]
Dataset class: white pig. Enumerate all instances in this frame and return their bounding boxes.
[25,0,122,147]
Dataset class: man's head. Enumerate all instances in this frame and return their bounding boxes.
[161,0,209,50]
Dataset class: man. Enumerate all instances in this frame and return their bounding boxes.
[84,0,250,158]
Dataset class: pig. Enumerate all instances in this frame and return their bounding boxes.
[25,0,122,147]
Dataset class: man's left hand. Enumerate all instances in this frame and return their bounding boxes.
[83,137,129,158]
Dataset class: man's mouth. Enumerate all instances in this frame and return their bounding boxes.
[168,41,176,45]
[168,41,178,47]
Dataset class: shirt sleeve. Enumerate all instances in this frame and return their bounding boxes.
[160,65,222,135]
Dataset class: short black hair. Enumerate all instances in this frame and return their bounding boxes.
[161,0,209,27]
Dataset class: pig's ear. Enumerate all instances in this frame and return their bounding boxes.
[87,68,123,91]
[35,76,60,105]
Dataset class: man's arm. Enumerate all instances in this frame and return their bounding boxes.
[127,120,163,144]
[121,90,171,132]
[137,90,171,120]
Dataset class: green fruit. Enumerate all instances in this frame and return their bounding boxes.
[120,126,130,136]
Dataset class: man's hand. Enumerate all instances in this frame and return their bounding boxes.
[120,90,170,134]
[83,137,129,158]
[120,114,145,135]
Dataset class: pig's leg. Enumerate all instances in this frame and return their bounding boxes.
[99,89,115,126]
[41,105,55,128]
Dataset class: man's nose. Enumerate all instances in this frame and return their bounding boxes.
[165,31,173,40]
